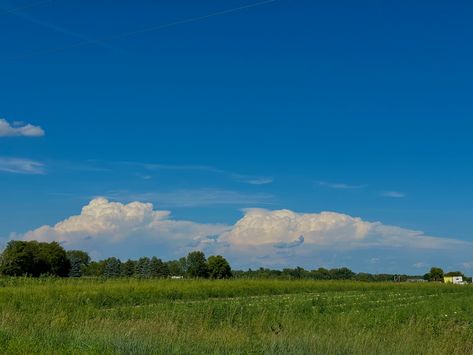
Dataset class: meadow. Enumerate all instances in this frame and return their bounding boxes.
[0,278,472,354]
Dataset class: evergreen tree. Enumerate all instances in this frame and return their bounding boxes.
[122,259,136,277]
[66,250,90,277]
[103,257,122,278]
[150,257,170,278]
[135,257,151,278]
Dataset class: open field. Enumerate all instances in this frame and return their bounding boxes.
[1,279,472,354]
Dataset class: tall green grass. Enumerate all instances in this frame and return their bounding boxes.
[0,278,472,354]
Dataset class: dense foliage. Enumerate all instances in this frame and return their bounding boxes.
[82,252,233,279]
[1,240,470,283]
[424,267,445,281]
[66,250,90,277]
[207,255,233,279]
[0,241,70,277]
[233,267,423,282]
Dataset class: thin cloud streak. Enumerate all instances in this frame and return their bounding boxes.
[104,188,275,208]
[317,181,366,190]
[244,177,274,185]
[381,191,406,198]
[86,160,274,186]
[0,157,45,174]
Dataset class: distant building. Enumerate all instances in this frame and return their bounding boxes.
[171,276,184,279]
[444,276,464,284]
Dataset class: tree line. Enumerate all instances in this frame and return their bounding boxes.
[0,241,232,279]
[233,267,424,282]
[1,240,470,282]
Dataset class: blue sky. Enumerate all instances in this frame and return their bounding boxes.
[1,0,473,273]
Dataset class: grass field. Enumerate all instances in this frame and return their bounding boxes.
[0,278,472,354]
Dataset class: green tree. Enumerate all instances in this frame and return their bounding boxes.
[329,267,355,280]
[103,257,122,278]
[66,250,90,277]
[424,267,444,281]
[150,257,170,278]
[311,267,331,280]
[39,242,70,277]
[135,257,151,278]
[207,255,232,279]
[166,259,184,276]
[122,259,136,277]
[186,251,208,278]
[84,261,105,276]
[282,267,307,279]
[0,240,70,277]
[0,241,37,276]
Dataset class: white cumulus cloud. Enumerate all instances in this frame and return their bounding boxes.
[215,208,472,269]
[21,198,228,258]
[0,118,45,137]
[220,208,466,250]
[15,199,473,272]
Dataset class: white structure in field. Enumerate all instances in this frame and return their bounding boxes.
[444,276,464,284]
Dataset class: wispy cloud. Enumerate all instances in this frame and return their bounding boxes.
[381,191,406,198]
[413,262,428,269]
[316,181,365,190]
[106,161,274,186]
[105,188,275,208]
[0,118,45,137]
[461,261,473,270]
[243,177,274,185]
[0,157,45,174]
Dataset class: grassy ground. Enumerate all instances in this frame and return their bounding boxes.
[0,278,472,354]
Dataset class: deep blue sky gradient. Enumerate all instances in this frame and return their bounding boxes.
[1,0,473,260]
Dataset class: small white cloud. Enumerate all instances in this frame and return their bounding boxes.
[381,191,406,198]
[0,157,45,174]
[317,181,365,190]
[0,118,45,137]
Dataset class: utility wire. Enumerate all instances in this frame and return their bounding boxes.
[1,0,54,14]
[8,0,277,61]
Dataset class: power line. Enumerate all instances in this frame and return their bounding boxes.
[1,0,54,14]
[6,3,115,51]
[8,0,278,61]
